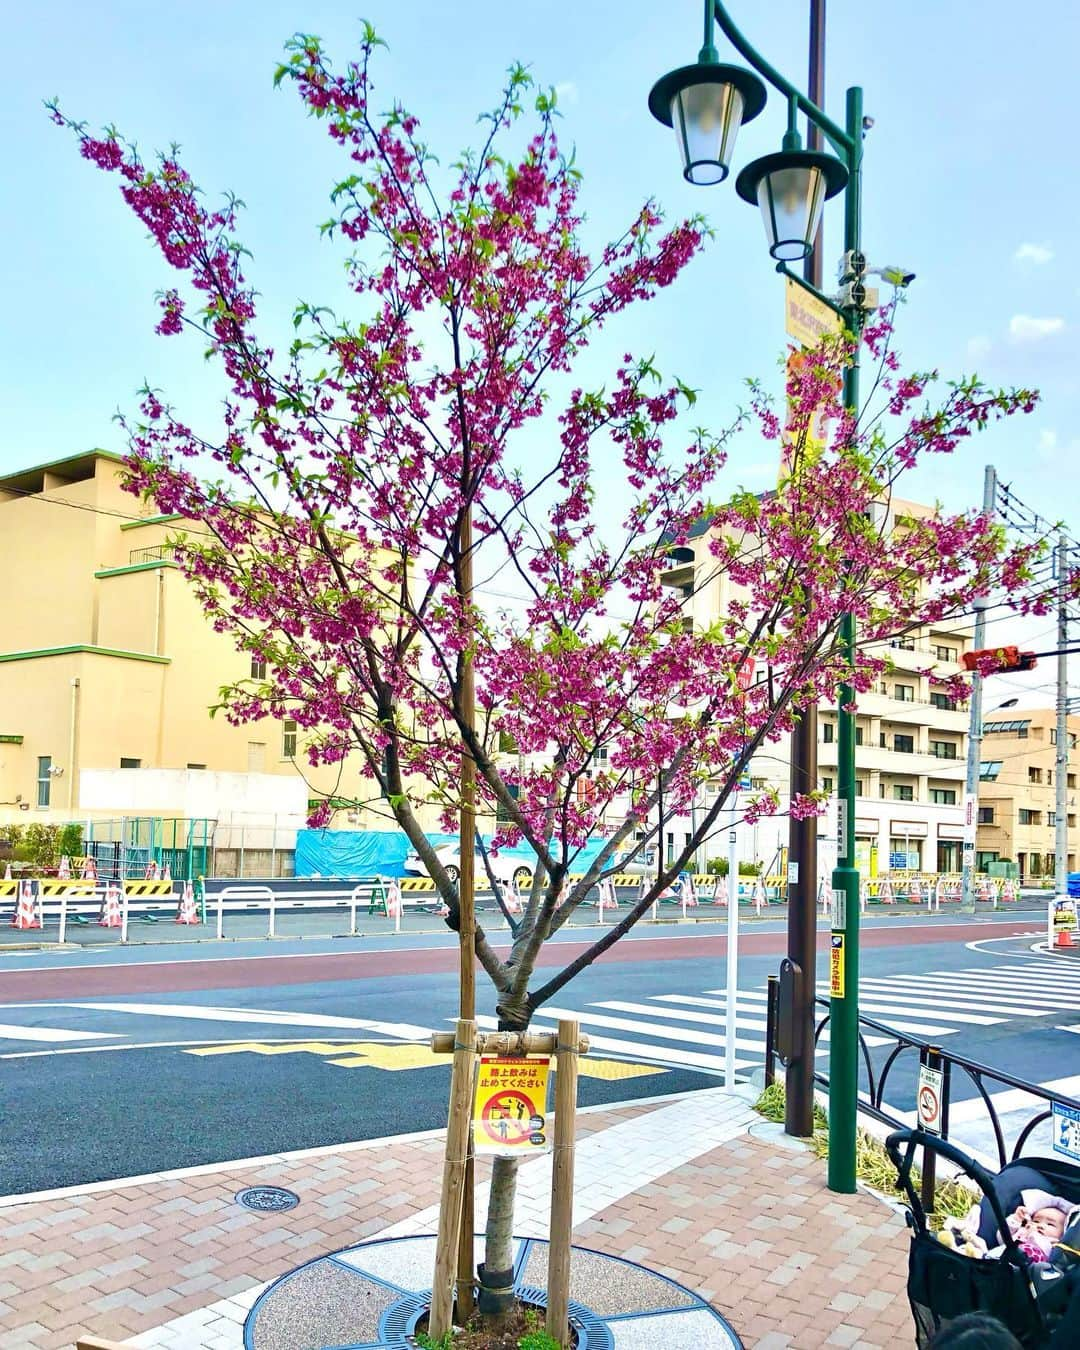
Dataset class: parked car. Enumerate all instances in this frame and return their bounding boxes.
[403,844,535,889]
[608,847,658,875]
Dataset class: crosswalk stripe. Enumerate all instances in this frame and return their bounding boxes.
[653,995,894,1046]
[538,1004,763,1053]
[880,978,1078,1010]
[0,1023,118,1044]
[473,1015,741,1075]
[596,1000,768,1031]
[856,985,1033,1019]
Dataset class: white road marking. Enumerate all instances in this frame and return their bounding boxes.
[0,1023,118,1043]
[32,1001,432,1040]
[474,1014,736,1075]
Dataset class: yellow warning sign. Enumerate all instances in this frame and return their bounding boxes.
[472,1056,551,1156]
[830,933,845,999]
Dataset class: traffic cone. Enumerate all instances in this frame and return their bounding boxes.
[99,883,122,928]
[57,855,71,880]
[1057,924,1076,950]
[597,878,617,913]
[3,863,11,881]
[908,878,921,904]
[11,880,41,930]
[385,879,402,921]
[1001,878,1017,903]
[502,881,523,916]
[162,862,172,883]
[144,860,158,880]
[753,876,767,914]
[711,876,728,906]
[175,881,199,925]
[680,875,698,908]
[81,857,97,881]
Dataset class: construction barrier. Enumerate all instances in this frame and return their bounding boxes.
[1049,896,1077,950]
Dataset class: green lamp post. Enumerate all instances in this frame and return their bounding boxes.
[649,0,866,1193]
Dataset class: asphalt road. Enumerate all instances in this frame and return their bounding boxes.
[0,911,1074,1198]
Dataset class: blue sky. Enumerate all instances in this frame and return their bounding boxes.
[3,1,1078,534]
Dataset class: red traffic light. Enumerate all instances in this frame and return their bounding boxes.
[961,646,1038,674]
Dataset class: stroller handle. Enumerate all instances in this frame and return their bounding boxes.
[885,1127,1022,1255]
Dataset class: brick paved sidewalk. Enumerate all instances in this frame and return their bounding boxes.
[0,1090,915,1349]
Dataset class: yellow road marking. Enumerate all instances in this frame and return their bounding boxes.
[183,1040,666,1079]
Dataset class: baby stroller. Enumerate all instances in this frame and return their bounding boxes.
[886,1128,1080,1348]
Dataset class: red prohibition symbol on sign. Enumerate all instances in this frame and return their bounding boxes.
[481,1090,536,1144]
[919,1085,939,1125]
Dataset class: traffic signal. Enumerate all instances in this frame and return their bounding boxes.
[961,646,1037,674]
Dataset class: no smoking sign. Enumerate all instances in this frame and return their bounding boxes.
[917,1064,944,1136]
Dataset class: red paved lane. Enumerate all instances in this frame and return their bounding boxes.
[0,919,1040,1000]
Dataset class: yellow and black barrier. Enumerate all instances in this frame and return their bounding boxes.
[39,878,98,896]
[399,877,437,891]
[123,880,176,898]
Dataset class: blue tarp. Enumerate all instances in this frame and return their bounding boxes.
[294,829,612,879]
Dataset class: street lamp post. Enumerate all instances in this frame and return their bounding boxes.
[650,0,867,1190]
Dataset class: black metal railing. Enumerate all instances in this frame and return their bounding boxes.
[128,545,173,564]
[763,976,1080,1203]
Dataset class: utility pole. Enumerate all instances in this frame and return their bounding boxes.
[784,0,826,1141]
[1055,534,1068,895]
[960,464,997,912]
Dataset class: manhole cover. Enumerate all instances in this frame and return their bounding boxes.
[235,1186,300,1214]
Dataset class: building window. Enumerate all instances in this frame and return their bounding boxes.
[979,761,1002,781]
[1070,774,1078,789]
[855,726,864,746]
[985,719,1030,738]
[822,721,835,743]
[935,645,957,662]
[894,684,915,702]
[1028,767,1042,784]
[855,779,866,797]
[282,720,298,759]
[250,657,267,680]
[930,740,957,759]
[1018,808,1040,826]
[977,806,994,824]
[822,776,834,793]
[37,755,51,808]
[893,784,915,802]
[930,693,958,711]
[1049,812,1056,827]
[890,637,915,651]
[894,734,915,754]
[666,831,675,864]
[187,763,207,770]
[119,757,141,769]
[930,788,957,805]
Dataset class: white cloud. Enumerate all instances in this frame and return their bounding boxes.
[1014,242,1054,265]
[554,81,578,105]
[1038,429,1058,452]
[1009,314,1066,342]
[966,335,992,360]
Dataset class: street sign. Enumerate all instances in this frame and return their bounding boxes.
[1049,896,1078,949]
[829,933,845,999]
[831,888,846,929]
[836,799,848,858]
[736,659,755,692]
[917,1064,944,1136]
[784,274,841,348]
[472,1056,551,1156]
[1052,1101,1080,1163]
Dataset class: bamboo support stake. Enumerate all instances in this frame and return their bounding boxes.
[456,1143,476,1321]
[429,1019,477,1339]
[431,1030,590,1057]
[546,1018,580,1348]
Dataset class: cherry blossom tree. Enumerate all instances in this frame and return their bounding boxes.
[53,24,1053,1319]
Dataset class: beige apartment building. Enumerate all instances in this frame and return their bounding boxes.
[660,497,972,876]
[976,708,1080,880]
[0,451,417,834]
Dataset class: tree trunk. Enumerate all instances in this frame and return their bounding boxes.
[479,1155,519,1318]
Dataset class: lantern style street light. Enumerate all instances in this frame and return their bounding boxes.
[736,129,847,261]
[650,0,867,1196]
[648,0,766,185]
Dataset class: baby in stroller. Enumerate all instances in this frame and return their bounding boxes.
[940,1190,1076,1263]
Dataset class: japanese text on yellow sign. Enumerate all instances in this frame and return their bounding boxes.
[830,933,845,999]
[472,1056,551,1156]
